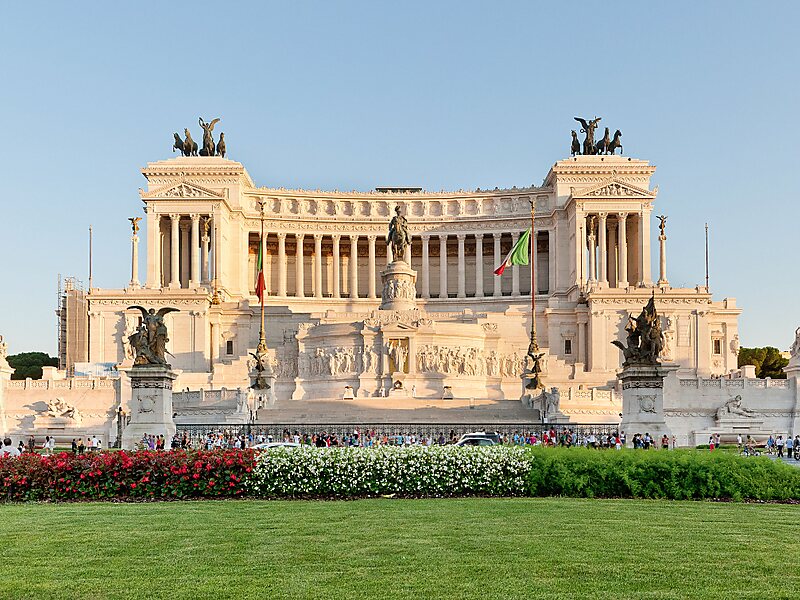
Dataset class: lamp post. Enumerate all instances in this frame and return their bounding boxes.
[526,198,544,391]
[116,406,125,448]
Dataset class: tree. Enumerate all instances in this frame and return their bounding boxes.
[737,346,788,379]
[7,352,59,380]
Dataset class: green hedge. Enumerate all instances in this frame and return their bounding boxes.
[527,448,800,501]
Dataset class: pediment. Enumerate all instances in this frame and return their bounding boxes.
[571,177,657,200]
[140,180,225,200]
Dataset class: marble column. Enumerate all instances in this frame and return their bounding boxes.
[386,234,393,264]
[598,212,608,287]
[421,234,430,299]
[438,234,448,299]
[180,221,190,288]
[640,210,652,286]
[617,213,629,288]
[658,229,668,287]
[145,208,159,289]
[295,233,305,298]
[313,234,323,299]
[277,233,287,297]
[474,233,484,298]
[511,231,520,296]
[332,234,341,298]
[607,222,617,287]
[212,213,222,292]
[367,234,377,299]
[169,214,180,289]
[190,214,200,287]
[404,235,411,266]
[587,225,597,284]
[129,233,140,288]
[201,219,209,285]
[548,229,556,294]
[530,231,537,295]
[493,233,502,297]
[457,233,466,298]
[349,235,359,299]
[578,216,586,286]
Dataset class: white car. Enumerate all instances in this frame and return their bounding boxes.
[251,442,301,450]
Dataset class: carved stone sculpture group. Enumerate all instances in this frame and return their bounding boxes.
[611,294,664,366]
[127,306,179,367]
[571,116,622,156]
[172,117,226,158]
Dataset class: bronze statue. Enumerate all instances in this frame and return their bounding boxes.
[198,117,220,157]
[574,116,602,155]
[216,132,226,158]
[657,215,667,236]
[607,129,623,155]
[183,129,198,156]
[128,217,142,235]
[611,294,664,366]
[570,130,580,156]
[387,205,410,261]
[249,349,271,390]
[172,133,184,154]
[596,127,611,155]
[127,306,180,366]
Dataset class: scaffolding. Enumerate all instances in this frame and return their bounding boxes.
[56,274,88,376]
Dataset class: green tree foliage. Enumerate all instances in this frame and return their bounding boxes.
[7,352,58,380]
[737,346,788,379]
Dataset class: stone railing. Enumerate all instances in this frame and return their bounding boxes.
[173,388,245,407]
[5,378,118,391]
[679,377,791,389]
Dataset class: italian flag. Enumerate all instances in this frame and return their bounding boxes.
[494,228,531,275]
[255,242,266,302]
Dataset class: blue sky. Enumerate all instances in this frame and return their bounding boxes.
[0,1,797,354]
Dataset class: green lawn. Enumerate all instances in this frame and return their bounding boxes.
[0,498,796,599]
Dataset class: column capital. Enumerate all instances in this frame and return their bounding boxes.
[169,213,181,221]
[438,233,448,241]
[190,213,201,222]
[349,234,359,242]
[617,211,628,219]
[331,234,341,242]
[277,232,287,240]
[474,232,484,241]
[492,232,502,240]
[420,233,431,241]
[456,233,466,241]
[597,211,607,220]
[366,234,376,242]
[313,233,323,241]
[296,232,305,241]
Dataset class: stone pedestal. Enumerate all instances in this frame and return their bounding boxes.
[121,366,178,450]
[619,363,674,445]
[380,261,418,311]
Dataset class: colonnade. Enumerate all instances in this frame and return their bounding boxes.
[249,231,552,300]
[147,213,217,289]
[579,211,650,288]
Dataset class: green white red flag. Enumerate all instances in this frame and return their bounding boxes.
[255,243,266,302]
[494,228,531,275]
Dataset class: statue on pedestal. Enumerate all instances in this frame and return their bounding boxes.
[198,117,220,157]
[127,306,179,367]
[611,294,664,366]
[574,116,602,155]
[387,206,410,261]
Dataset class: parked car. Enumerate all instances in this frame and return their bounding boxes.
[454,434,498,447]
[456,431,502,445]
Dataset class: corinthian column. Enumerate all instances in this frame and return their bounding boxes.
[295,233,305,298]
[438,234,448,299]
[145,208,159,289]
[493,233,502,297]
[349,235,359,299]
[129,232,140,289]
[421,234,430,299]
[598,212,608,287]
[617,213,629,288]
[190,214,200,287]
[587,220,597,284]
[169,214,180,289]
[277,233,287,297]
[457,233,466,298]
[474,233,484,298]
[511,231,520,296]
[367,234,376,299]
[332,234,341,298]
[180,221,190,288]
[313,234,323,299]
[201,217,210,285]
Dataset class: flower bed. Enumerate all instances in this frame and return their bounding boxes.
[0,449,256,502]
[247,445,532,498]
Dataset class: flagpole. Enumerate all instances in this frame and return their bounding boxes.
[526,199,543,390]
[704,222,709,291]
[257,200,267,354]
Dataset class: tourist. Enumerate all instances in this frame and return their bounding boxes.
[776,435,784,458]
[71,439,77,454]
[661,434,669,450]
[767,435,775,455]
[795,436,800,459]
[736,434,743,452]
[28,435,35,453]
[714,433,721,448]
[47,436,56,454]
[78,438,85,454]
[1,437,20,458]
[44,436,51,454]
[643,433,652,450]
[95,437,102,452]
[671,435,677,449]
[785,435,793,460]
[17,440,25,454]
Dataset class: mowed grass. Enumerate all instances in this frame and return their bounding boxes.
[0,498,797,599]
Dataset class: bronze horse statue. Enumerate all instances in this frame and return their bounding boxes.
[596,127,611,154]
[216,132,226,158]
[172,133,184,154]
[607,130,623,155]
[183,129,198,156]
[570,130,580,156]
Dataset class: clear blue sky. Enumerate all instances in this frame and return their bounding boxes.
[0,1,797,355]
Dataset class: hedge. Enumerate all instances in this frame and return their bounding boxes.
[2,446,799,503]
